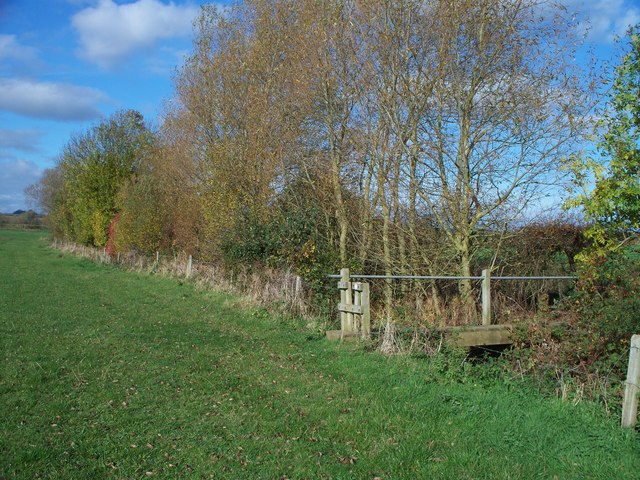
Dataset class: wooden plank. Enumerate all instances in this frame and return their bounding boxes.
[326,330,358,342]
[445,324,513,347]
[338,281,362,291]
[622,334,640,428]
[343,269,354,337]
[338,268,349,332]
[338,303,363,315]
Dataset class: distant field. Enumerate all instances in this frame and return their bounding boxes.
[0,212,46,231]
[1,229,639,479]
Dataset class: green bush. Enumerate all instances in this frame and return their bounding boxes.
[218,198,342,317]
[575,244,640,370]
[504,243,640,406]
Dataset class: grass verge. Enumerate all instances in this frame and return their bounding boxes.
[1,229,639,479]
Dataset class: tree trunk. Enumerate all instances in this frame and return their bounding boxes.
[457,232,476,323]
[333,165,348,264]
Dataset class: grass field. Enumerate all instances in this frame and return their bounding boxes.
[1,229,639,479]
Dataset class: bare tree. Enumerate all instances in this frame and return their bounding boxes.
[405,0,595,313]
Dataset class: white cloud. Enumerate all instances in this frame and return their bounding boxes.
[0,158,42,182]
[0,157,43,213]
[72,0,200,69]
[613,8,640,37]
[563,0,640,42]
[0,34,42,74]
[0,78,107,121]
[0,34,38,62]
[0,128,42,152]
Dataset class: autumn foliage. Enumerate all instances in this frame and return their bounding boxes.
[29,1,603,324]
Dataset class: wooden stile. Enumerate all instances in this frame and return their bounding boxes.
[335,269,371,341]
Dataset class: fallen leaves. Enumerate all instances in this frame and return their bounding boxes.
[338,455,357,465]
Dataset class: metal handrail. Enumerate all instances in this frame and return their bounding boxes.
[327,274,577,280]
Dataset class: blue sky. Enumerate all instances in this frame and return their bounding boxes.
[0,0,222,213]
[0,0,638,213]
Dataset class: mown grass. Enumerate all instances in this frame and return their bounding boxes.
[1,229,639,479]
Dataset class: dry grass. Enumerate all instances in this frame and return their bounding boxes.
[55,240,310,319]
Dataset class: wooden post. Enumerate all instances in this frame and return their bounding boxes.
[361,282,371,339]
[622,334,640,428]
[117,252,120,263]
[353,282,362,333]
[339,268,350,338]
[482,269,491,326]
[345,271,354,337]
[187,255,193,278]
[295,275,302,299]
[156,251,160,264]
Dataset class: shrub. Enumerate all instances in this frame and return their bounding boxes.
[575,244,640,370]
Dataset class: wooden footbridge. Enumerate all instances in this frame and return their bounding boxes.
[327,323,516,347]
[327,268,575,348]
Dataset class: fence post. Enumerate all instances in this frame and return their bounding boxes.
[295,275,302,299]
[187,255,193,278]
[156,251,160,265]
[622,334,640,428]
[345,271,355,336]
[339,268,352,338]
[361,282,371,339]
[482,269,491,326]
[353,283,362,333]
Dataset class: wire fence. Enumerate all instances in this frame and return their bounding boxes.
[329,269,579,328]
[328,274,578,280]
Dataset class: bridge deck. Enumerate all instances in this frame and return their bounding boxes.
[327,322,564,348]
[443,324,514,347]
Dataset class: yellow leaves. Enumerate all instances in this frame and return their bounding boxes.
[91,210,108,247]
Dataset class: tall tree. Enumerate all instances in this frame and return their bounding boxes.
[411,0,594,310]
[173,1,321,259]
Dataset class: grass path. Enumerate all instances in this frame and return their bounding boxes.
[1,230,639,479]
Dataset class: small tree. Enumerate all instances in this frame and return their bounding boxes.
[54,110,154,245]
[568,25,640,259]
[562,25,640,372]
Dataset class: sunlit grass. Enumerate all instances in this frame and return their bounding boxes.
[1,229,639,479]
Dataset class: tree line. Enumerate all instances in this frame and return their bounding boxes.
[29,1,637,328]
